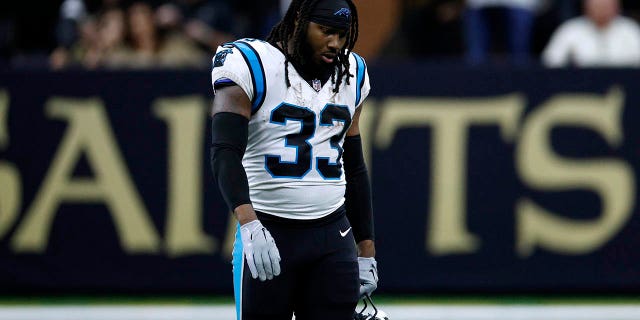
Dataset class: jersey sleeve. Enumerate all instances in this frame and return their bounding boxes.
[210,44,254,101]
[360,65,371,107]
[352,52,371,108]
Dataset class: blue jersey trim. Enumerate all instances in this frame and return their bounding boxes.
[213,77,236,89]
[353,53,366,106]
[215,77,235,84]
[233,41,267,114]
[232,223,243,320]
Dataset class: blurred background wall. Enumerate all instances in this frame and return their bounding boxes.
[0,0,639,296]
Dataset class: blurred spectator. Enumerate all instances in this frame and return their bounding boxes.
[54,0,125,48]
[528,0,581,56]
[51,1,209,69]
[542,0,640,67]
[50,0,129,69]
[91,8,128,68]
[56,0,87,50]
[464,0,544,65]
[51,7,128,69]
[155,0,235,51]
[107,1,206,69]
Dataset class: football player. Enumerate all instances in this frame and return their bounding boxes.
[209,1,377,319]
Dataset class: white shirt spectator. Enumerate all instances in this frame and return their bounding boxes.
[542,16,640,67]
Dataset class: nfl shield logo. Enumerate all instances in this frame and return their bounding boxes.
[312,79,322,92]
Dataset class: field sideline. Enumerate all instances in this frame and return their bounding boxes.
[2,294,639,305]
[1,295,639,320]
[1,304,640,320]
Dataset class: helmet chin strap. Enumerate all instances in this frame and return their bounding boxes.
[365,295,378,318]
[354,294,388,320]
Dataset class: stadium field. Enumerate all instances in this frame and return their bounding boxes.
[0,295,639,320]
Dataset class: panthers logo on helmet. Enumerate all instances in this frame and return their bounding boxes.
[353,295,390,320]
[334,7,351,18]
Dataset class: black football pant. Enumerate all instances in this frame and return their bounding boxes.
[232,206,359,320]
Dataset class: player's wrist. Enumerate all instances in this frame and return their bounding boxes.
[234,203,258,225]
[357,239,375,258]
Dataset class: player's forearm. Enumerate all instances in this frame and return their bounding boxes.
[343,135,375,243]
[210,112,253,218]
[234,204,258,225]
[345,171,374,241]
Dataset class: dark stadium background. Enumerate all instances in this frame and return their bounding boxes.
[0,0,639,319]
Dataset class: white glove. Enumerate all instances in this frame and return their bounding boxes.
[358,257,378,297]
[240,220,281,281]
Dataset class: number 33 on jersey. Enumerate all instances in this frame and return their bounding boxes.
[211,38,371,220]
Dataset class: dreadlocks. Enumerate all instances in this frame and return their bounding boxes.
[266,0,359,93]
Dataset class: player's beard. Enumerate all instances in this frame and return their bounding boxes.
[300,39,336,76]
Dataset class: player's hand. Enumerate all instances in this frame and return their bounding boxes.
[240,220,281,281]
[358,257,378,297]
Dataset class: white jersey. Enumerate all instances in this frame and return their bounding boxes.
[211,38,371,220]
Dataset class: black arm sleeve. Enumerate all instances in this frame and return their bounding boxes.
[343,135,374,242]
[210,112,252,211]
